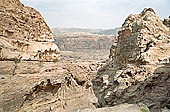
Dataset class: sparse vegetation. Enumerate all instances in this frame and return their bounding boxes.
[140,108,149,112]
[38,61,44,67]
[13,57,21,64]
[11,56,22,76]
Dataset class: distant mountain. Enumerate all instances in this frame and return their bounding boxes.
[52,27,121,36]
[93,27,121,35]
[52,27,102,34]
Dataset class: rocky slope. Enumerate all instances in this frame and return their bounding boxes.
[92,8,170,112]
[0,60,101,112]
[0,58,146,112]
[0,0,60,61]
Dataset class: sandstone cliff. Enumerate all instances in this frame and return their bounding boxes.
[54,32,115,61]
[93,8,170,111]
[54,33,115,51]
[0,0,60,61]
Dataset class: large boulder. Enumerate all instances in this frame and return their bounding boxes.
[92,8,170,111]
[0,0,60,61]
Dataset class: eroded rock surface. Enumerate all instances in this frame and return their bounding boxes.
[92,8,170,111]
[0,60,101,112]
[0,0,60,61]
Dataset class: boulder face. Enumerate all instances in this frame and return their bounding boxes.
[92,8,170,111]
[0,0,60,61]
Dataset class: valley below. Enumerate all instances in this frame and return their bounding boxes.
[0,0,170,112]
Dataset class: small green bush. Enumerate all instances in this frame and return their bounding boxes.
[13,57,21,64]
[140,108,148,112]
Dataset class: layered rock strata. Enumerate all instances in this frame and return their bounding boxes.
[54,33,115,52]
[0,0,60,61]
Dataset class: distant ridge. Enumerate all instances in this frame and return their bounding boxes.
[52,27,121,35]
[93,27,121,35]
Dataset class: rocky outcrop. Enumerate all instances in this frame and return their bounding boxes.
[115,8,170,67]
[163,16,170,28]
[109,42,117,59]
[0,0,60,61]
[92,8,170,111]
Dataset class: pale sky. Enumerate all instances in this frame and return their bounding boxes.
[21,0,170,29]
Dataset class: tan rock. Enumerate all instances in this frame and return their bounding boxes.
[115,8,170,66]
[0,0,60,61]
[109,42,117,59]
[0,60,98,112]
[75,103,147,112]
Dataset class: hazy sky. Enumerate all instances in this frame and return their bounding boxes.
[21,0,170,29]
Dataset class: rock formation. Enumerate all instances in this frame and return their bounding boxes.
[92,8,170,111]
[0,0,60,61]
